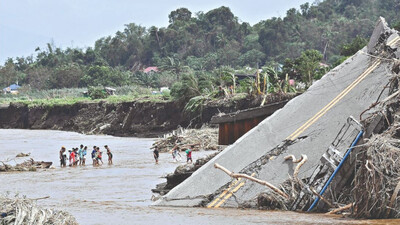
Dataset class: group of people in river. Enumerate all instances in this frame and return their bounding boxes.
[152,143,199,164]
[59,144,113,167]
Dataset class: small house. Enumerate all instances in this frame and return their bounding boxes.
[2,84,21,94]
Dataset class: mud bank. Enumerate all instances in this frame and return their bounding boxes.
[0,94,293,137]
[0,101,183,137]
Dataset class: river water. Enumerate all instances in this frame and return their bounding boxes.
[0,129,398,225]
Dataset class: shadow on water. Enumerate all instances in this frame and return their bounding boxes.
[0,129,399,225]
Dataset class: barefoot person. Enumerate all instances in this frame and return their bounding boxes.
[153,146,159,164]
[105,145,113,165]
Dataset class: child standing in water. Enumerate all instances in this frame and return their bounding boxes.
[171,145,181,162]
[82,146,87,166]
[74,148,79,166]
[59,146,67,167]
[105,145,113,165]
[91,146,97,166]
[185,145,193,164]
[70,149,76,166]
[78,144,84,166]
[96,147,103,165]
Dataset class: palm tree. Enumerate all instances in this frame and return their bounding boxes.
[159,56,189,79]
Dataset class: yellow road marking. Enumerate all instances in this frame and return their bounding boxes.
[286,60,381,141]
[213,173,256,208]
[207,178,241,208]
[214,182,245,208]
[387,36,400,46]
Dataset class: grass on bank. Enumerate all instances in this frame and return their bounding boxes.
[0,86,172,108]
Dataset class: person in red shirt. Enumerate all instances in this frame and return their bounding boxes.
[185,145,193,164]
[73,148,79,166]
[69,149,76,167]
[96,147,103,165]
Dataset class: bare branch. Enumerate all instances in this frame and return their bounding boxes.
[326,203,353,215]
[214,163,289,199]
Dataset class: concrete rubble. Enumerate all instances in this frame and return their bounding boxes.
[154,17,400,218]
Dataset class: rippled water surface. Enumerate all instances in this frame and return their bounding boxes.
[0,129,398,225]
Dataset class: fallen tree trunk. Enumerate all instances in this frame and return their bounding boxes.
[327,203,353,215]
[214,163,289,199]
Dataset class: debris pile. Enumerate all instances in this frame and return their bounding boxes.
[0,159,52,172]
[213,154,308,211]
[0,195,78,225]
[252,81,400,216]
[152,126,220,152]
[352,90,400,219]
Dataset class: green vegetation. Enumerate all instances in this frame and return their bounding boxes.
[0,86,168,107]
[2,0,396,107]
[87,86,108,100]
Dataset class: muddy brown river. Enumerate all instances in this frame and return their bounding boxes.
[0,129,399,225]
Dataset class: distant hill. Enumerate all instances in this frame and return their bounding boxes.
[1,0,400,90]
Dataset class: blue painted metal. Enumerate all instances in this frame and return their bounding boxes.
[307,130,364,212]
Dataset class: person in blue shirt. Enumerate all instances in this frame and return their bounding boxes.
[91,146,97,166]
[82,146,87,166]
[78,144,84,166]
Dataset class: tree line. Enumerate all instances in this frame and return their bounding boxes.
[1,0,399,100]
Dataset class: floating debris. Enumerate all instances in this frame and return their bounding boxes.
[0,159,52,172]
[0,194,78,225]
[16,152,30,158]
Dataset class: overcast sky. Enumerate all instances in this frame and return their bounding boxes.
[0,0,310,63]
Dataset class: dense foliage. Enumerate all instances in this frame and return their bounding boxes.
[1,0,399,100]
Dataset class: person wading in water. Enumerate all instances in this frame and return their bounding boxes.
[153,146,159,164]
[59,146,67,167]
[105,145,113,165]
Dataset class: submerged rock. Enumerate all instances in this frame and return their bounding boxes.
[152,151,220,196]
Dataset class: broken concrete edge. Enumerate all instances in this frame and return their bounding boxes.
[154,197,206,207]
[367,17,398,54]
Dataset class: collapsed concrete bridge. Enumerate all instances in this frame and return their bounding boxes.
[155,17,400,210]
